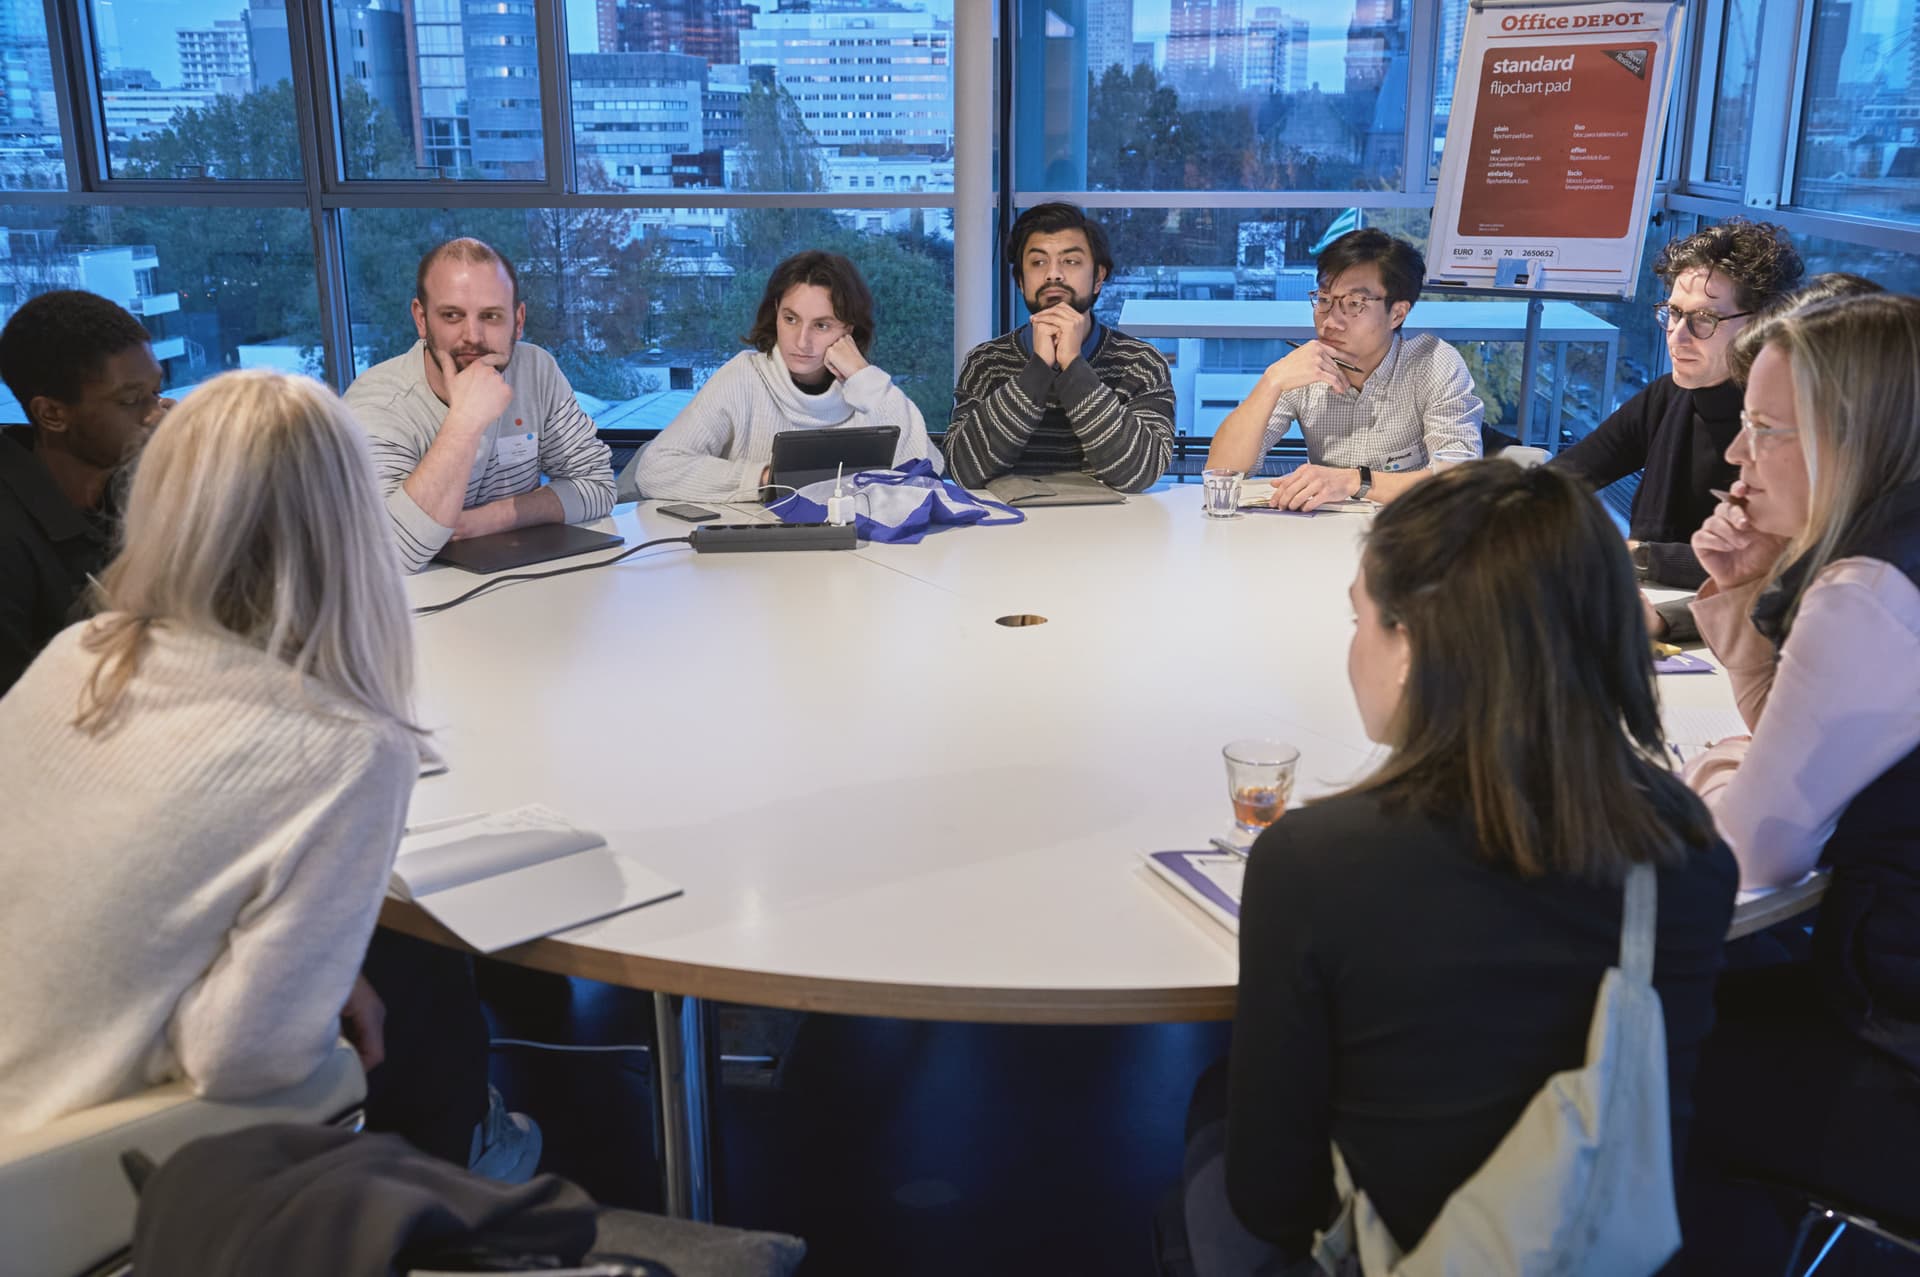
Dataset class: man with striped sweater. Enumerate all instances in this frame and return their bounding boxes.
[945,203,1174,493]
[345,238,614,573]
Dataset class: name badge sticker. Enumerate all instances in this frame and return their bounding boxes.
[1383,444,1421,473]
[494,429,538,468]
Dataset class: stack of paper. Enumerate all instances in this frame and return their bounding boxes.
[392,804,681,952]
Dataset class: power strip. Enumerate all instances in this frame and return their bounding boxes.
[689,521,858,553]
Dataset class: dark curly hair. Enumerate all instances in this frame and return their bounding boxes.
[0,290,152,429]
[744,250,876,356]
[1653,219,1805,314]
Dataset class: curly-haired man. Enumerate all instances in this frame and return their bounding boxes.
[1553,219,1806,638]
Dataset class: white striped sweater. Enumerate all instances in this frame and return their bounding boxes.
[344,341,616,572]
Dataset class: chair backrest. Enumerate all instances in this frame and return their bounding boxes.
[0,1041,365,1277]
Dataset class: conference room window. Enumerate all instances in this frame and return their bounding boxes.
[329,0,546,180]
[340,205,955,430]
[1702,0,1764,187]
[1430,0,1468,182]
[1023,0,1413,192]
[1791,0,1920,224]
[0,202,319,414]
[564,0,955,195]
[0,0,65,190]
[85,0,299,181]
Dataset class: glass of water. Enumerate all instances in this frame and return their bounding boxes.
[1202,468,1242,518]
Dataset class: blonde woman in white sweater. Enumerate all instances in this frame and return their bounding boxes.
[628,250,943,503]
[0,369,421,1136]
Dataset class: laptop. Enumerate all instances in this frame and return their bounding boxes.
[767,425,900,498]
[432,523,625,574]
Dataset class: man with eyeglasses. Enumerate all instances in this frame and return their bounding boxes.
[1208,229,1484,511]
[1552,220,1803,639]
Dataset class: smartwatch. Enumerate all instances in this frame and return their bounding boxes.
[1352,464,1373,501]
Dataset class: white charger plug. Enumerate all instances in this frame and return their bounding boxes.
[825,462,855,526]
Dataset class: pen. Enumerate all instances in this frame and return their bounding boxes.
[1209,836,1249,858]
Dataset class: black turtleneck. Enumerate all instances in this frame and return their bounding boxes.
[791,370,834,396]
[1551,375,1744,590]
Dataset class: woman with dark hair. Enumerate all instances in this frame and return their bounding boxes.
[1180,462,1737,1275]
[629,249,941,502]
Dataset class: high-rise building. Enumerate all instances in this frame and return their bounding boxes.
[1345,0,1404,94]
[570,51,704,190]
[412,0,470,173]
[332,0,414,148]
[1131,39,1156,71]
[244,0,292,90]
[178,19,251,94]
[599,0,753,64]
[1087,0,1135,78]
[0,0,56,131]
[1244,7,1308,95]
[1167,0,1243,98]
[738,4,953,154]
[466,2,542,178]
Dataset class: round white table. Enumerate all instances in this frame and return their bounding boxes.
[390,483,1746,1218]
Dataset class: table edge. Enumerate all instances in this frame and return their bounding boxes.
[379,899,1238,1025]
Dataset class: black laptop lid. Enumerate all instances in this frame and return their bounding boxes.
[431,522,624,574]
[768,425,900,495]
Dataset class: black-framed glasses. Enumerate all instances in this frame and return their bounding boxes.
[1654,302,1752,339]
[1309,289,1382,318]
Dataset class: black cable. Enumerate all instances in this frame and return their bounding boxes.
[413,535,693,617]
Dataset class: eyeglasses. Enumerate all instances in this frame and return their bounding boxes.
[1654,302,1752,339]
[1736,409,1799,454]
[1309,289,1383,317]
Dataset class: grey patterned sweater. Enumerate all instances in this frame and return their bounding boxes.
[944,325,1174,492]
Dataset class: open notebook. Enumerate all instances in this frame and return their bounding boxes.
[1143,850,1245,935]
[392,804,681,952]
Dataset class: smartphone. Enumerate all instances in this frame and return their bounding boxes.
[657,503,719,523]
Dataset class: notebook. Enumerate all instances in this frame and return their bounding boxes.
[432,523,625,574]
[392,804,681,952]
[1143,850,1245,935]
[985,471,1127,506]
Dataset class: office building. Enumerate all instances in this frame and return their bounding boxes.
[178,19,251,95]
[738,3,953,154]
[570,51,704,190]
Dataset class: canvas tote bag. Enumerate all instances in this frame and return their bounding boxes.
[1311,862,1681,1277]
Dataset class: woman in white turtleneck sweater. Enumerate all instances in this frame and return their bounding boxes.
[628,250,942,504]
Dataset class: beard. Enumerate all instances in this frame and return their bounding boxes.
[434,334,514,373]
[1025,282,1095,315]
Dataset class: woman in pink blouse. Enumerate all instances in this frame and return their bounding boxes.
[1681,291,1920,1259]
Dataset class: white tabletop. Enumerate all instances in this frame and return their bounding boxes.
[1117,298,1620,343]
[398,486,1737,1022]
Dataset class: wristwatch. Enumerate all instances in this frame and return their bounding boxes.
[1352,464,1373,501]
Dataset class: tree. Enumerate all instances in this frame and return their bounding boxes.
[731,82,838,272]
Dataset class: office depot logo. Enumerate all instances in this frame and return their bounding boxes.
[1501,11,1647,30]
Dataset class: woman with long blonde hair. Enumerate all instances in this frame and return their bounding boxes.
[1682,291,1920,1260]
[0,368,421,1134]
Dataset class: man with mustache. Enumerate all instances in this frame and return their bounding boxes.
[1209,229,1484,511]
[945,202,1174,492]
[345,237,614,573]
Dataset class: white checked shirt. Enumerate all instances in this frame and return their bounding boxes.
[1258,332,1485,473]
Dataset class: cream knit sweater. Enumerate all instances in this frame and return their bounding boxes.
[0,620,416,1135]
[628,348,943,503]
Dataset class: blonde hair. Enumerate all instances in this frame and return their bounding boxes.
[78,369,418,733]
[1763,293,1920,615]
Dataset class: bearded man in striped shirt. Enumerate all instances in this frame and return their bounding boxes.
[945,203,1175,494]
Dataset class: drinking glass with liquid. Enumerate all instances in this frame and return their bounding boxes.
[1223,738,1301,835]
[1202,468,1242,518]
